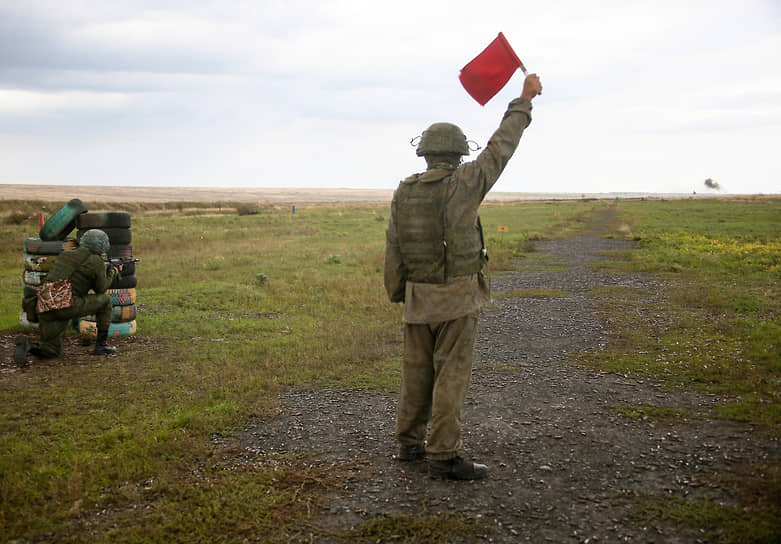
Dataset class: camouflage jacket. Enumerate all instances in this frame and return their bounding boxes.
[46,247,116,298]
[385,96,533,323]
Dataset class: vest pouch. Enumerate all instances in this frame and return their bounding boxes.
[36,279,74,313]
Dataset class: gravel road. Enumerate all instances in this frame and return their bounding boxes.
[231,220,778,543]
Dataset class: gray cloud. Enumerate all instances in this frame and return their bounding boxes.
[0,0,779,195]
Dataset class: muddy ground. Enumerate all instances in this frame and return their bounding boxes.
[228,218,778,543]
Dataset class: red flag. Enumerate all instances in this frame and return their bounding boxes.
[459,32,526,106]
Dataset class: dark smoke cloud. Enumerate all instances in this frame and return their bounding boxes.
[704,178,721,191]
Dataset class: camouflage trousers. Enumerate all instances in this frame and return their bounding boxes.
[37,294,112,358]
[396,313,478,461]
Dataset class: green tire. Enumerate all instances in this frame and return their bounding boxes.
[39,198,88,241]
[23,238,78,255]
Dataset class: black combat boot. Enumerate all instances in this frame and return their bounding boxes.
[14,336,31,367]
[92,329,117,356]
[396,444,426,461]
[29,342,43,357]
[429,456,489,480]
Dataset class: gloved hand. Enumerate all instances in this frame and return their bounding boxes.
[106,264,119,282]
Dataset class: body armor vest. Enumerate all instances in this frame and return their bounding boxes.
[396,171,486,283]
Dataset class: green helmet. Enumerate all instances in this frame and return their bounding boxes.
[416,122,469,157]
[80,229,110,255]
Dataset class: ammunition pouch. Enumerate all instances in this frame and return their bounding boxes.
[36,279,74,314]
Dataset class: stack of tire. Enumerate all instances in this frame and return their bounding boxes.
[74,212,138,338]
[19,199,138,340]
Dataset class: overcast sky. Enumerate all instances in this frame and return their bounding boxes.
[1,0,780,195]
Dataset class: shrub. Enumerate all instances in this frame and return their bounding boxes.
[237,204,260,216]
[203,256,225,270]
[3,212,31,225]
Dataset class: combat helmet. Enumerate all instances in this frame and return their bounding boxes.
[80,229,110,255]
[415,122,469,157]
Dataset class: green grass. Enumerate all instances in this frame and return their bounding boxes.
[616,404,689,424]
[2,196,779,542]
[577,197,781,432]
[577,197,780,540]
[479,199,596,269]
[335,512,483,543]
[627,494,781,544]
[0,198,593,542]
[59,456,349,543]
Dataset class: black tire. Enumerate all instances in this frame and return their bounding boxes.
[111,274,138,289]
[108,245,133,259]
[76,212,131,229]
[23,237,78,255]
[78,227,131,245]
[39,199,88,241]
[23,285,38,298]
[116,261,135,276]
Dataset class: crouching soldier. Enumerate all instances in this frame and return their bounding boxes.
[15,229,119,367]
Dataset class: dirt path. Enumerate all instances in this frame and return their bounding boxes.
[230,217,777,543]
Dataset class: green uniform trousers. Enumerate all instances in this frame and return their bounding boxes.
[37,294,112,358]
[396,313,478,461]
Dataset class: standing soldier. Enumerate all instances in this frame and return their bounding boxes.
[15,229,119,366]
[384,73,542,479]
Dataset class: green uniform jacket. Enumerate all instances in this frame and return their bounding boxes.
[46,246,114,296]
[384,96,532,322]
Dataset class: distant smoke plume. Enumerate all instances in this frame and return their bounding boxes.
[704,178,721,191]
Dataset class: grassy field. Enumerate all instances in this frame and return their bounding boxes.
[585,198,781,428]
[1,196,778,542]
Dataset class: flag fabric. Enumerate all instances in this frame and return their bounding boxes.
[459,32,526,106]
